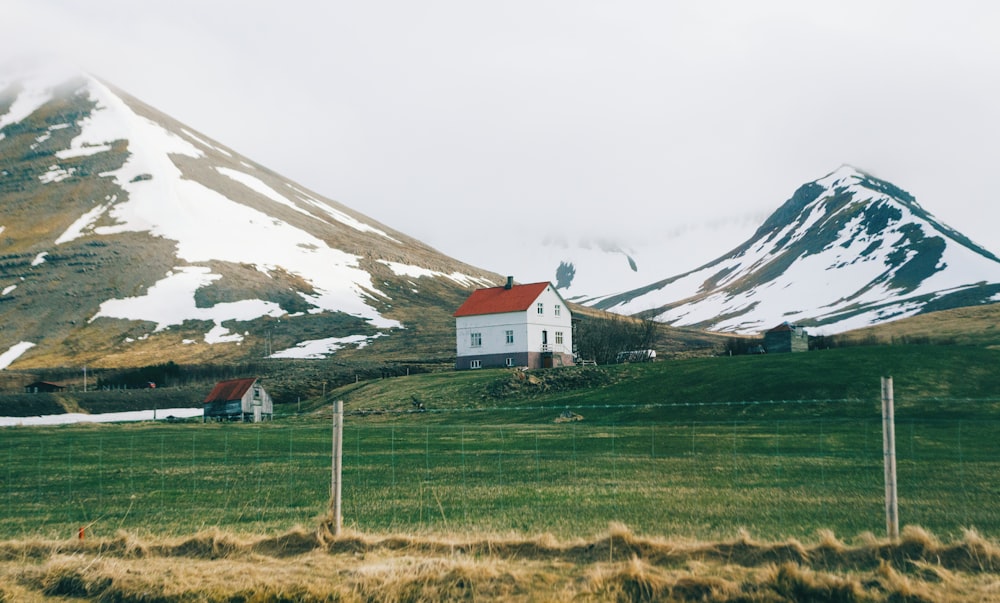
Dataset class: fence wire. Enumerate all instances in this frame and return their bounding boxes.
[2,400,998,541]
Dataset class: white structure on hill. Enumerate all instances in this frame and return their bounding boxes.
[453,278,574,370]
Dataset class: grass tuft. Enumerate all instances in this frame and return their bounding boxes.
[589,555,675,602]
[876,559,937,603]
[765,561,866,603]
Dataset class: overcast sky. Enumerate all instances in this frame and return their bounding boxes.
[6,1,1000,280]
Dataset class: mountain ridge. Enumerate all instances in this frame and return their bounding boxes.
[0,67,501,369]
[4,65,1000,371]
[590,165,1000,334]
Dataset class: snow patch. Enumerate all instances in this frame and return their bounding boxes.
[270,334,378,359]
[180,128,231,156]
[55,201,111,244]
[2,284,16,295]
[0,407,203,427]
[91,266,285,343]
[56,143,113,159]
[31,252,48,266]
[0,76,54,130]
[0,342,36,370]
[290,185,402,242]
[216,167,312,217]
[377,260,493,288]
[38,165,75,183]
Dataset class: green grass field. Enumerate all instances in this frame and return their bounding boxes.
[2,345,998,542]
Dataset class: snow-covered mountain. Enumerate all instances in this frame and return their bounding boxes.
[591,166,1000,335]
[0,65,499,368]
[533,218,763,303]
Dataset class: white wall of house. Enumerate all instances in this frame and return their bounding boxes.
[455,312,527,357]
[525,286,573,356]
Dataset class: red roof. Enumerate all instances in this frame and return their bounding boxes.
[203,378,258,404]
[453,282,552,317]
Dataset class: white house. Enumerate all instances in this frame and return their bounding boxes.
[453,278,574,370]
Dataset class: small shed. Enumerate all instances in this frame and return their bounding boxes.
[763,322,809,353]
[203,378,273,423]
[24,381,66,393]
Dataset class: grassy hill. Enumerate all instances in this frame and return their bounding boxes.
[4,331,999,419]
[3,342,998,541]
[823,302,1000,348]
[318,344,1000,418]
[2,302,998,420]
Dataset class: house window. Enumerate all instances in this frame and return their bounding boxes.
[555,331,564,345]
[537,302,544,315]
[505,358,513,367]
[470,360,482,369]
[555,304,561,317]
[505,330,514,344]
[470,332,482,347]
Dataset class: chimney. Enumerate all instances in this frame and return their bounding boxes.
[505,276,513,290]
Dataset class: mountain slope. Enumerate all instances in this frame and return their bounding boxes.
[591,166,1000,334]
[0,65,500,369]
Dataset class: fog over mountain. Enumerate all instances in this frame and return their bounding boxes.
[5,2,1000,286]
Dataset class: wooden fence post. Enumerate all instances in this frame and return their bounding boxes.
[331,399,343,536]
[881,376,899,540]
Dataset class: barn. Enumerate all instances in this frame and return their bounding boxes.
[24,381,66,393]
[203,378,273,422]
[763,322,809,353]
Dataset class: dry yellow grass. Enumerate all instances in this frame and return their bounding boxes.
[836,303,1000,348]
[1,523,999,602]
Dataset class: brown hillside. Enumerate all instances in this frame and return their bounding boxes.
[835,303,1000,348]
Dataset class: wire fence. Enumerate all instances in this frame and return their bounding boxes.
[2,399,998,541]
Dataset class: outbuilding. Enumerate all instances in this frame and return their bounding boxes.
[24,381,66,393]
[203,378,273,422]
[763,322,809,353]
